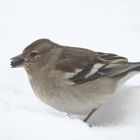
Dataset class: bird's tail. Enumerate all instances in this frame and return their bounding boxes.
[103,62,140,78]
[129,62,140,72]
[112,62,140,84]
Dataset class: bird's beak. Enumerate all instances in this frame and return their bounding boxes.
[11,54,25,68]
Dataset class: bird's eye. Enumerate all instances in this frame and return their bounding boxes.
[30,51,39,57]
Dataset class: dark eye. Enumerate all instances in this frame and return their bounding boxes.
[30,51,38,57]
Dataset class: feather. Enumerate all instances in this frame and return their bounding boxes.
[55,47,140,84]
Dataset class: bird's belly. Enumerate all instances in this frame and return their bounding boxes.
[31,78,117,114]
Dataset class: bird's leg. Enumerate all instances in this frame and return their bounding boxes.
[83,108,97,123]
[66,113,72,118]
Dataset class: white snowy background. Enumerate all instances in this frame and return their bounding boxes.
[0,0,140,139]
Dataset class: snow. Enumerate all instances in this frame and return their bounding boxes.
[0,0,140,139]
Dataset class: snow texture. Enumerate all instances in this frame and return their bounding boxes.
[0,0,140,139]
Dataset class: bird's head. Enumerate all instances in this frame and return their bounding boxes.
[11,39,57,73]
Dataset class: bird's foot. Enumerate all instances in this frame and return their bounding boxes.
[83,108,97,123]
[66,113,72,118]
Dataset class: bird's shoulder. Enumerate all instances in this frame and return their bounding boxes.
[55,46,98,72]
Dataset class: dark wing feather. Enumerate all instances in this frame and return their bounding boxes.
[55,47,130,84]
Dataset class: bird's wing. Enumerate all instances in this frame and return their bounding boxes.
[55,47,129,84]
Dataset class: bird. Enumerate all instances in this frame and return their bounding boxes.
[11,38,140,123]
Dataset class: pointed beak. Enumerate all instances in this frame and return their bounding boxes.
[11,54,25,68]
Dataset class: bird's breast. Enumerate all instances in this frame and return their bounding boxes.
[28,70,117,114]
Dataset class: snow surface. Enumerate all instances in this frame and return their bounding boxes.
[0,0,140,139]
